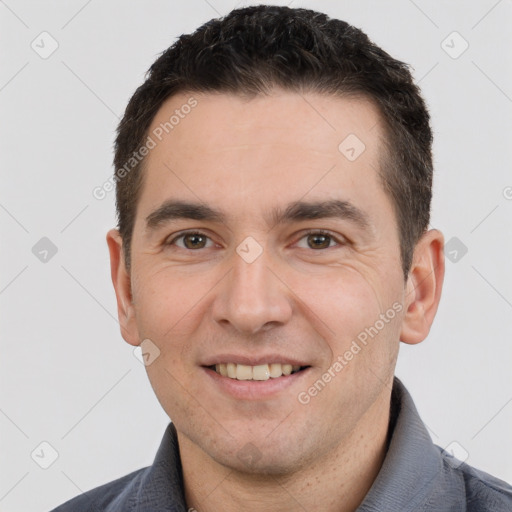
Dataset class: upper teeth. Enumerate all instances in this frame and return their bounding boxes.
[215,363,302,381]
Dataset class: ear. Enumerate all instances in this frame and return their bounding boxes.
[106,229,140,346]
[400,229,445,345]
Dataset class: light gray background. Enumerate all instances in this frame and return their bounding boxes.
[1,1,511,510]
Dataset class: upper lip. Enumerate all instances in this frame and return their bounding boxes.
[201,354,310,367]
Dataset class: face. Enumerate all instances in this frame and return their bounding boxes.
[112,90,414,474]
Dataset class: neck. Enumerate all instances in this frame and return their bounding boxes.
[179,386,392,512]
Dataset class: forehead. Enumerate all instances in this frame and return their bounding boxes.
[137,90,394,234]
[148,89,384,159]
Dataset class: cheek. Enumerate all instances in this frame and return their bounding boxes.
[131,265,211,342]
[298,268,382,339]
[294,268,402,426]
[134,269,209,423]
[294,265,403,371]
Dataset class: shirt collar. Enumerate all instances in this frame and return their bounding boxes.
[134,422,186,511]
[356,376,445,511]
[134,377,446,511]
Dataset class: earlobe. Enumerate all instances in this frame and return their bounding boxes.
[106,229,140,346]
[400,229,445,345]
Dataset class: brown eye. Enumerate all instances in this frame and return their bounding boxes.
[183,233,207,249]
[307,233,332,249]
[167,231,213,250]
[295,230,344,250]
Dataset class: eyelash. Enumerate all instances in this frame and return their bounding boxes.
[165,229,346,250]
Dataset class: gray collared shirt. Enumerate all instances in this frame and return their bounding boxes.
[51,377,512,511]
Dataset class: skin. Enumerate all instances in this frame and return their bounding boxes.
[107,90,445,511]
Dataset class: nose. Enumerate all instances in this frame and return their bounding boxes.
[211,245,293,335]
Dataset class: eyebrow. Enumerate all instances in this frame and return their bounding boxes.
[145,199,372,233]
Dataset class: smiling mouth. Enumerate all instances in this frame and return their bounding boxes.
[208,363,309,381]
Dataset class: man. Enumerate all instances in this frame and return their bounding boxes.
[52,5,512,511]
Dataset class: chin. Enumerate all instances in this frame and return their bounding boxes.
[199,426,315,477]
[214,444,307,476]
[173,402,323,475]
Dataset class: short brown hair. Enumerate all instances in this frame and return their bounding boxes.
[114,5,433,281]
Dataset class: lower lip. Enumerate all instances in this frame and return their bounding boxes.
[202,367,311,400]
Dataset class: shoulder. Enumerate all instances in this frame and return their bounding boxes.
[461,463,512,511]
[438,448,512,511]
[50,422,185,511]
[50,466,148,512]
